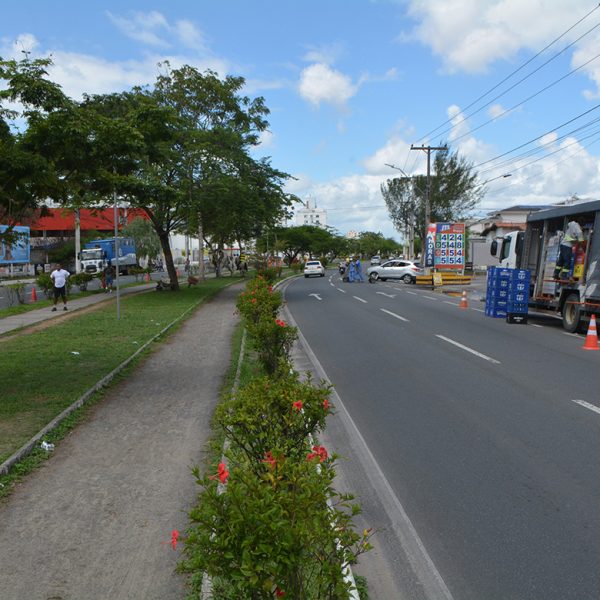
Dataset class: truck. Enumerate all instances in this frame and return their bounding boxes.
[491,199,600,332]
[80,237,137,275]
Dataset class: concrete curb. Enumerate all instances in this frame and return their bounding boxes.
[0,283,237,477]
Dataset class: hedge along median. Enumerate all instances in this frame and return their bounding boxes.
[179,273,373,599]
[0,277,239,482]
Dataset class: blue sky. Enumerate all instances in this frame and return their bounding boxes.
[3,1,600,241]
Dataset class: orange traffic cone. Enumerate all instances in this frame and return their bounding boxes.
[582,314,599,351]
[459,290,468,309]
[31,286,37,302]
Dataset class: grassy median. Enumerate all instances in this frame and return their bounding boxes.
[0,277,239,467]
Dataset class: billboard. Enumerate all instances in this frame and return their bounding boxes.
[424,223,436,267]
[0,226,31,264]
[433,223,465,270]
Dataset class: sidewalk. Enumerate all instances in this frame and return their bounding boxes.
[0,283,242,599]
[0,282,159,335]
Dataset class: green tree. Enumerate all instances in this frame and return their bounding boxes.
[122,217,161,264]
[382,145,483,248]
[0,56,70,244]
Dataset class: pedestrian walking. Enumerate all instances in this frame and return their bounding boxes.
[355,258,364,282]
[348,259,357,282]
[103,262,114,293]
[50,263,70,311]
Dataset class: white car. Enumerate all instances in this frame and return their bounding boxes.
[304,260,325,277]
[367,259,423,284]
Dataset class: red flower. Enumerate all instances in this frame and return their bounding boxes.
[262,451,276,468]
[217,463,229,483]
[275,587,285,597]
[252,298,257,304]
[275,319,285,327]
[171,529,180,550]
[323,399,329,411]
[292,400,303,412]
[307,445,328,463]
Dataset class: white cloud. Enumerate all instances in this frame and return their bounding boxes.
[107,10,170,48]
[298,63,358,109]
[488,103,506,119]
[362,135,419,175]
[173,20,208,52]
[257,130,275,149]
[302,42,344,65]
[447,104,469,141]
[404,0,596,74]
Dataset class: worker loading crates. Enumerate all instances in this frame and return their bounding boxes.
[486,266,531,324]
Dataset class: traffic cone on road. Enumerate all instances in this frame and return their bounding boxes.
[459,290,468,309]
[31,287,37,302]
[582,314,599,350]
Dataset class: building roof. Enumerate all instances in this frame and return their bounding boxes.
[25,208,148,231]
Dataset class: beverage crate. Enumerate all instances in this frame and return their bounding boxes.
[508,292,527,303]
[509,281,528,293]
[510,269,531,282]
[486,306,508,318]
[486,298,508,310]
[506,301,528,313]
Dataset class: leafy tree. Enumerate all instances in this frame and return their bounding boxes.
[0,56,70,244]
[122,217,161,264]
[382,145,482,248]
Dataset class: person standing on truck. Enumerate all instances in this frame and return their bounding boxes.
[554,219,584,280]
[50,263,70,311]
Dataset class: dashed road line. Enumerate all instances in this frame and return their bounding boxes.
[436,335,501,364]
[443,301,457,306]
[337,288,347,293]
[572,399,600,416]
[406,291,417,295]
[353,296,367,303]
[380,308,409,322]
[423,295,437,301]
[471,308,485,313]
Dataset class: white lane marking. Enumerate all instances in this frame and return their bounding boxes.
[353,296,367,303]
[471,308,485,313]
[572,399,600,416]
[337,288,347,293]
[380,308,409,322]
[443,301,457,306]
[436,334,501,364]
[563,332,582,338]
[330,282,335,287]
[531,323,543,328]
[376,292,396,298]
[406,291,418,295]
[424,295,437,301]
[309,293,322,301]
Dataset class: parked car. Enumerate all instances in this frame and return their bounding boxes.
[304,260,325,277]
[370,255,381,266]
[367,259,423,284]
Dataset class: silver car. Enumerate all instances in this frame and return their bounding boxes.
[367,259,423,284]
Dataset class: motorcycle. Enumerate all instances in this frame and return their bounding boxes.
[338,263,346,275]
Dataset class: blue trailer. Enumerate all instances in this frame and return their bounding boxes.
[80,237,137,275]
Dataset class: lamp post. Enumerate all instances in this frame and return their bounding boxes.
[113,188,120,320]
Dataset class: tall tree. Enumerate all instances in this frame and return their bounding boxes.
[0,56,70,243]
[382,145,483,249]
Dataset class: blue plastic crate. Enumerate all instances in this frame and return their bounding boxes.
[507,302,528,313]
[494,268,513,279]
[510,269,531,282]
[486,307,508,318]
[509,281,528,293]
[508,292,528,303]
[491,278,510,290]
[486,298,508,309]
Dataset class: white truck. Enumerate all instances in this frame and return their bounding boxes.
[491,199,600,332]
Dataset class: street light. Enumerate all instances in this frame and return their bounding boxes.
[479,173,512,186]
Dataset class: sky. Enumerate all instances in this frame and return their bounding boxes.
[3,0,600,241]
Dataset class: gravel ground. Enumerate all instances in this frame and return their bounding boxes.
[0,284,241,600]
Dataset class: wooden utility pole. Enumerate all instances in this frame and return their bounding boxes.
[410,144,446,271]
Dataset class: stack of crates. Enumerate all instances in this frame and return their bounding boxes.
[486,266,511,318]
[486,267,530,323]
[506,268,530,324]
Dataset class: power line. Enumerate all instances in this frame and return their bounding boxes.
[416,2,600,144]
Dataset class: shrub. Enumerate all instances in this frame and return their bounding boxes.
[255,266,279,284]
[70,272,94,291]
[245,316,298,375]
[36,273,54,299]
[217,370,332,464]
[236,277,281,325]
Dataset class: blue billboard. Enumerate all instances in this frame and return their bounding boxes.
[0,225,31,264]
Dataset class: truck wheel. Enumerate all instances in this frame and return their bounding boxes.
[563,293,583,333]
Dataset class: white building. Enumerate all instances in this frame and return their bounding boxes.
[295,199,327,229]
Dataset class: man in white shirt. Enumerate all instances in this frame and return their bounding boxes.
[554,219,584,280]
[50,263,70,311]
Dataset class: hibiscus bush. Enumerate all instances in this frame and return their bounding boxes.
[180,275,372,599]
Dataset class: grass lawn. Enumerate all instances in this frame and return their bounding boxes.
[0,276,239,465]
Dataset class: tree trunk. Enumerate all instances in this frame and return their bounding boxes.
[159,231,179,290]
[198,217,205,281]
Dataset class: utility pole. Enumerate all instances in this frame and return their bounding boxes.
[410,144,446,272]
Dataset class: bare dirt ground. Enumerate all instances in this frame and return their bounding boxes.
[0,285,241,600]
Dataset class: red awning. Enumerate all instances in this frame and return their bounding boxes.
[26,208,149,231]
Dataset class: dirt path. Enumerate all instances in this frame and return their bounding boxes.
[0,285,241,600]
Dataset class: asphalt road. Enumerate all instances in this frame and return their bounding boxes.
[283,271,600,600]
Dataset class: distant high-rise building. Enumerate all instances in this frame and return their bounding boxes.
[296,199,327,229]
[346,230,359,239]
